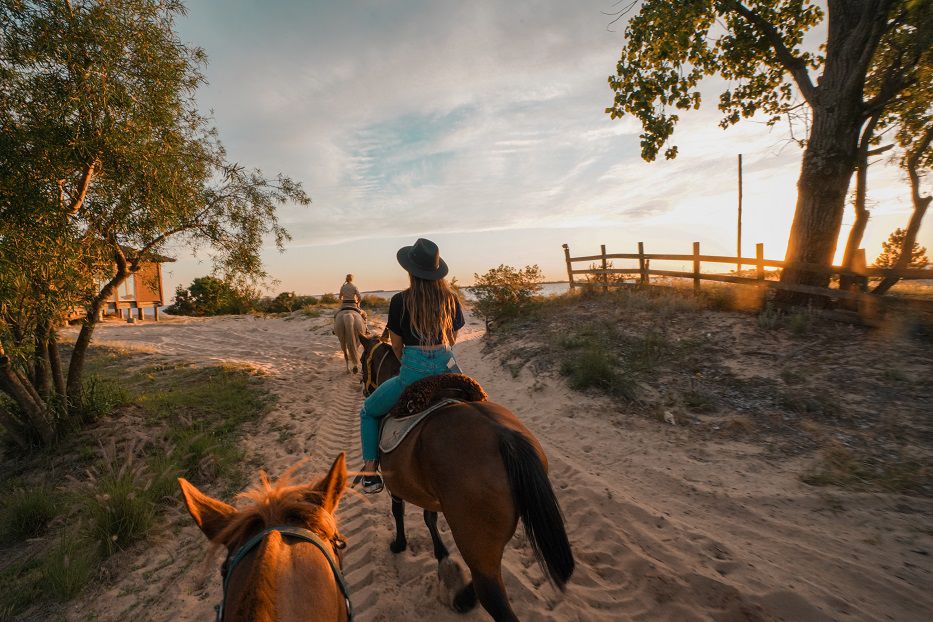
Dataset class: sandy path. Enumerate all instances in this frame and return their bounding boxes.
[64,313,932,621]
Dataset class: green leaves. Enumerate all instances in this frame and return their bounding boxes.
[606,0,824,161]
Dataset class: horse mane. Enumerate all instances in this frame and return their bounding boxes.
[215,463,338,548]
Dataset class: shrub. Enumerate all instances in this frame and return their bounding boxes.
[360,294,389,310]
[165,276,257,316]
[472,264,543,330]
[560,346,636,399]
[83,443,158,556]
[0,486,58,542]
[75,375,129,423]
[319,293,338,304]
[757,303,782,329]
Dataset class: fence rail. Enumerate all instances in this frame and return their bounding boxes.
[562,242,931,303]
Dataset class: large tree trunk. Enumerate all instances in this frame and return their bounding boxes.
[781,103,863,290]
[780,2,892,298]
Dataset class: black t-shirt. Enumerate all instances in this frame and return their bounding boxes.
[387,291,465,346]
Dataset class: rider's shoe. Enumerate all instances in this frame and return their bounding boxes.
[362,474,384,494]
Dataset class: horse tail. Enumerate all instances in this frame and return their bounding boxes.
[499,431,574,590]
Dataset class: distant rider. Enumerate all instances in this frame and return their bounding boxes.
[338,274,365,318]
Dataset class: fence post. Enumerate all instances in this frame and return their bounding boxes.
[562,243,575,291]
[693,242,701,294]
[600,244,608,292]
[638,242,647,285]
[756,243,764,285]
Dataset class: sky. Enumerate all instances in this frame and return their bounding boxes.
[165,0,931,296]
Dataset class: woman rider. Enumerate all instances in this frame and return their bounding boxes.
[359,238,464,493]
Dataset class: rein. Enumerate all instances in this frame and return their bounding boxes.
[216,525,353,622]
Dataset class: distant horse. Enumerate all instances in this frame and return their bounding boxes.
[334,309,366,374]
[179,454,352,622]
[358,335,573,622]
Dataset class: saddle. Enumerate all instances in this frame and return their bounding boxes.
[379,374,487,454]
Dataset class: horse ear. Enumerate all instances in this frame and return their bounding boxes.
[178,478,237,542]
[309,452,347,513]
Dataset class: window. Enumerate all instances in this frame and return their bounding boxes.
[118,274,136,300]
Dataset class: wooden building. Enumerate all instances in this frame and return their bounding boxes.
[99,254,174,321]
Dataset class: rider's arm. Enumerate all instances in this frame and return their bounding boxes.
[389,329,403,360]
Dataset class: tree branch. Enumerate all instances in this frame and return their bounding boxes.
[63,158,99,217]
[725,1,818,105]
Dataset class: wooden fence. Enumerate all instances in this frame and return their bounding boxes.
[562,242,931,303]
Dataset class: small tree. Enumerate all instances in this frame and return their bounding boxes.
[471,265,543,330]
[873,228,929,268]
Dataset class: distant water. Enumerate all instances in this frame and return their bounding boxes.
[358,282,571,302]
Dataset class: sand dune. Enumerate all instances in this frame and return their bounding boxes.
[63,311,932,621]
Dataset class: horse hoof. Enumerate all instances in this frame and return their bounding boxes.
[451,581,476,613]
[389,539,407,554]
[438,558,468,610]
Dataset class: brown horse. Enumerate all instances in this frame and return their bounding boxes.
[359,335,574,622]
[179,454,351,622]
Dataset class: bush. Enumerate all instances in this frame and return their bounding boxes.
[0,486,58,542]
[360,294,389,310]
[472,264,543,329]
[319,293,338,304]
[83,445,158,556]
[757,303,782,329]
[165,276,256,316]
[75,375,129,423]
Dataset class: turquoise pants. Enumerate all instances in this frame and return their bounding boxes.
[360,346,461,461]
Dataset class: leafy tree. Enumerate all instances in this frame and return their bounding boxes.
[873,227,929,268]
[0,0,309,446]
[471,265,543,330]
[607,0,926,292]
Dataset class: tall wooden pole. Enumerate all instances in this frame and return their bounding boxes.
[737,153,743,274]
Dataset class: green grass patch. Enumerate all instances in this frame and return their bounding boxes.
[0,485,58,543]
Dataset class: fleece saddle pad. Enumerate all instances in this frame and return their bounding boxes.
[379,397,462,454]
[378,374,488,454]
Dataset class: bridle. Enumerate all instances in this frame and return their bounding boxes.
[215,525,353,622]
[362,341,393,396]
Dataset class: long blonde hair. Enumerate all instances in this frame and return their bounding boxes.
[403,275,458,345]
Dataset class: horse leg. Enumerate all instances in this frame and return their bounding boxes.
[389,496,407,553]
[423,510,449,560]
[443,499,517,620]
[426,510,468,609]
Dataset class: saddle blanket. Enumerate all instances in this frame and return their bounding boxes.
[378,397,462,454]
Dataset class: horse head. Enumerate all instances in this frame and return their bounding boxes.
[179,454,351,621]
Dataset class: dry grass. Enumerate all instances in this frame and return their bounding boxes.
[490,284,933,497]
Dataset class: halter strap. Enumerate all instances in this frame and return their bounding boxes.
[216,525,353,622]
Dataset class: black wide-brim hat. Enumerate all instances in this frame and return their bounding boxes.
[396,238,448,280]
